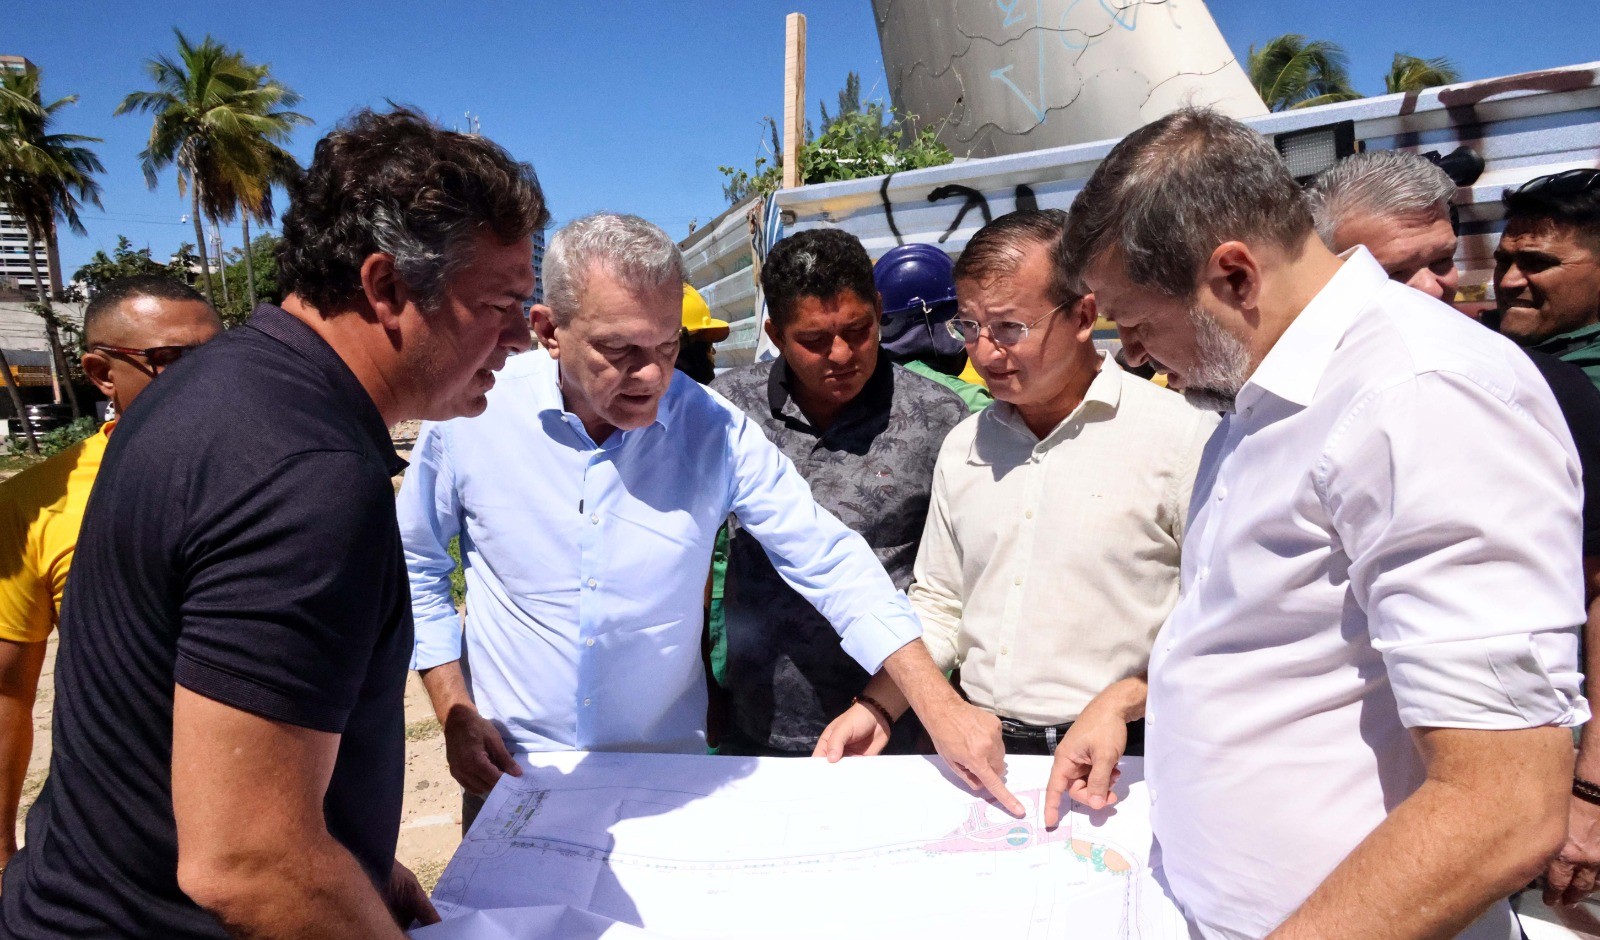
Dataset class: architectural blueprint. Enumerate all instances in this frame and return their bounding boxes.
[415,752,1188,939]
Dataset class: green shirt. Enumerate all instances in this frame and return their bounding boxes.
[902,358,993,414]
[1534,321,1600,395]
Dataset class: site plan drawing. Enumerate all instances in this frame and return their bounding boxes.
[414,751,1188,939]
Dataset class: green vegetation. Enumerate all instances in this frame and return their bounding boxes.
[1249,35,1464,112]
[1385,54,1462,94]
[8,417,97,459]
[116,29,307,309]
[448,536,466,609]
[720,71,952,205]
[0,61,105,451]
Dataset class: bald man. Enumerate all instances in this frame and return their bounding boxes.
[0,275,219,875]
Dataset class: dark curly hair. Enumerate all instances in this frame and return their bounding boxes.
[760,228,877,333]
[277,106,549,312]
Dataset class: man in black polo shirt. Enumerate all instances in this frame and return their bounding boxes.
[0,107,545,939]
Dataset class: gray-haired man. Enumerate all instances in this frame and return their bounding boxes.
[399,213,1023,832]
[1308,149,1461,303]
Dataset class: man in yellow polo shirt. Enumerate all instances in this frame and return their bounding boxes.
[0,275,220,873]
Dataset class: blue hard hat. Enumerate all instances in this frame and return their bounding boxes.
[874,244,958,318]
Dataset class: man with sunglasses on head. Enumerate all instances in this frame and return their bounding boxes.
[1495,168,1600,393]
[0,275,219,882]
[817,211,1216,816]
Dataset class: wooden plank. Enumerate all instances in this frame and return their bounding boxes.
[782,12,807,190]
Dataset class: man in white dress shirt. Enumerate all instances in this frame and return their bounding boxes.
[816,211,1216,818]
[1061,107,1589,939]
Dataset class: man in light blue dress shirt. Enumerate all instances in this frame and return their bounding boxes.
[398,214,1020,830]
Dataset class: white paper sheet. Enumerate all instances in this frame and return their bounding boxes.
[420,752,1188,939]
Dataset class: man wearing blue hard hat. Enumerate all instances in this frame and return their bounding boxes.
[874,244,993,413]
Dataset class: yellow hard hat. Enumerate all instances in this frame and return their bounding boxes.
[682,284,730,342]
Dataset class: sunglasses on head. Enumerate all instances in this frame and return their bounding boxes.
[1512,168,1600,198]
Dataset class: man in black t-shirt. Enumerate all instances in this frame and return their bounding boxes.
[0,108,546,939]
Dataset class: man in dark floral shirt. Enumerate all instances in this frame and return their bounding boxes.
[711,229,969,755]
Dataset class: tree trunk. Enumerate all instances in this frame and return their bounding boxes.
[25,239,80,419]
[190,178,215,305]
[242,214,257,313]
[216,219,231,308]
[0,348,38,456]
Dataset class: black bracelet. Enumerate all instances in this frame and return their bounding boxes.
[1573,777,1600,806]
[854,694,895,729]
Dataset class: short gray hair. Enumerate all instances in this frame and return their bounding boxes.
[544,213,685,325]
[1308,151,1456,247]
[1058,108,1313,298]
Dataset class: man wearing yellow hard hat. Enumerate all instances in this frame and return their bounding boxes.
[677,283,728,384]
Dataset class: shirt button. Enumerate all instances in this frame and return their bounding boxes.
[586,638,595,647]
[1216,486,1227,501]
[1013,576,1023,586]
[586,578,598,589]
[583,698,592,707]
[1024,510,1034,519]
[1000,646,1010,655]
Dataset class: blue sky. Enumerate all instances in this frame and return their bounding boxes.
[11,0,1600,279]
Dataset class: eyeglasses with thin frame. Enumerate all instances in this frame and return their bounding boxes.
[1512,168,1600,199]
[89,343,201,372]
[945,300,1070,347]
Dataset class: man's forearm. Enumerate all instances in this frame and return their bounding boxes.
[1081,676,1147,724]
[419,660,474,725]
[0,639,46,863]
[1576,557,1600,781]
[191,835,404,939]
[1269,726,1571,940]
[878,641,962,721]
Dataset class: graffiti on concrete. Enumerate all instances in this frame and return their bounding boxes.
[879,175,1047,246]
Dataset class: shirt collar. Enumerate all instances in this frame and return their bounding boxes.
[246,303,406,475]
[1241,246,1382,410]
[766,354,894,437]
[985,351,1121,450]
[530,346,673,443]
[1531,320,1600,358]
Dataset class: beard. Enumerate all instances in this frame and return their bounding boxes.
[1178,302,1253,413]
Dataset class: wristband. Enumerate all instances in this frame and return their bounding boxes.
[1573,777,1600,806]
[854,694,894,729]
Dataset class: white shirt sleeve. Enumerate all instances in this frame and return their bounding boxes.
[1320,371,1589,731]
[398,421,466,672]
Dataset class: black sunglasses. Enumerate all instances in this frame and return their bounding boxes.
[1512,168,1600,198]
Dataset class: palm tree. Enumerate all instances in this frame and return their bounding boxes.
[1385,54,1462,94]
[211,60,306,314]
[116,30,304,307]
[0,63,104,435]
[1247,34,1364,112]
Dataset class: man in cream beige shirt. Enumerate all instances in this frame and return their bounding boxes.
[816,209,1216,812]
